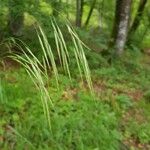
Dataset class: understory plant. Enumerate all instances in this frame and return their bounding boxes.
[11,19,94,130]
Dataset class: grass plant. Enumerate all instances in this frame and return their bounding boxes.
[10,19,93,131]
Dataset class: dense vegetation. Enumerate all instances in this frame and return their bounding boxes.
[0,0,150,149]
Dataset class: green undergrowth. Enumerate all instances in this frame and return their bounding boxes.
[91,52,150,148]
[0,0,150,149]
[0,51,150,150]
[0,69,121,150]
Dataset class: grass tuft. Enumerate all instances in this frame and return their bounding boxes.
[10,19,94,130]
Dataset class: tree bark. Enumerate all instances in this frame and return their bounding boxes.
[76,0,84,27]
[8,0,24,36]
[111,0,132,56]
[84,0,97,27]
[129,0,147,36]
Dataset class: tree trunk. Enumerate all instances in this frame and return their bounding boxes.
[112,0,132,56]
[129,0,147,36]
[84,0,97,27]
[8,0,24,36]
[76,0,84,27]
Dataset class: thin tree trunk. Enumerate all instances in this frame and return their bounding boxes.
[110,0,121,45]
[76,0,84,27]
[129,0,147,36]
[84,0,97,27]
[111,0,132,56]
[8,0,24,36]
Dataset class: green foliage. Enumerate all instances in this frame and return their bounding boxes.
[144,91,150,103]
[124,120,150,144]
[0,70,122,150]
[51,95,121,150]
[1,51,150,149]
[115,95,133,110]
[0,79,5,103]
[0,0,150,149]
[10,21,94,131]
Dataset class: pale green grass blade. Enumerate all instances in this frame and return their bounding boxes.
[38,26,59,88]
[51,21,71,80]
[67,25,94,94]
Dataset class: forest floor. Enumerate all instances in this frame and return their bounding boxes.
[121,55,150,150]
[0,53,150,150]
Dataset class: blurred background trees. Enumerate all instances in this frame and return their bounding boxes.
[129,0,148,35]
[0,0,150,58]
[8,0,25,36]
[76,0,84,27]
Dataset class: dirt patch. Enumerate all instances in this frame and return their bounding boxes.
[93,80,107,95]
[93,80,143,102]
[124,138,150,150]
[127,90,143,101]
[0,57,20,71]
[62,87,79,101]
[122,108,146,125]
